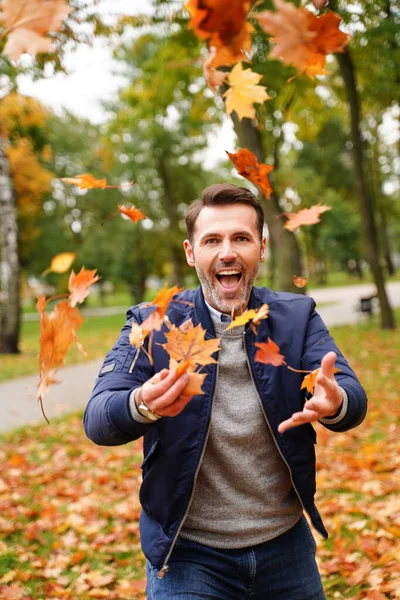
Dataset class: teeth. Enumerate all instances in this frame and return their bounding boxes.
[218,270,240,275]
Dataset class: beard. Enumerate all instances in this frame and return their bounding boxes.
[194,259,260,315]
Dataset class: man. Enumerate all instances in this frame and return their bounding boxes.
[84,183,367,599]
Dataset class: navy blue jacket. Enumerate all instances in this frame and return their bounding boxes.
[84,286,367,576]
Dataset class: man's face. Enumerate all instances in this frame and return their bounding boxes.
[183,204,266,315]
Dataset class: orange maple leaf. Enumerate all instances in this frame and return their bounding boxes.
[254,338,285,367]
[68,267,101,307]
[301,366,341,394]
[255,0,349,78]
[60,173,134,190]
[283,204,331,231]
[118,204,145,223]
[162,319,220,368]
[37,299,86,416]
[151,285,184,318]
[1,0,72,61]
[186,0,253,78]
[227,148,274,199]
[293,275,308,288]
[224,62,271,121]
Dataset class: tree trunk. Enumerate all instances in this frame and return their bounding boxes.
[334,48,396,329]
[0,133,20,353]
[379,208,395,276]
[230,113,303,293]
[156,152,183,286]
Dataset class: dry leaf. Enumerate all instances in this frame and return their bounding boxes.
[311,0,327,8]
[255,0,349,78]
[1,0,72,61]
[203,55,227,93]
[301,366,341,394]
[187,0,253,72]
[254,338,285,367]
[227,148,273,199]
[37,299,86,412]
[169,358,206,399]
[151,285,183,318]
[283,204,331,231]
[226,304,269,330]
[162,319,220,368]
[224,62,270,121]
[41,252,76,277]
[60,173,134,190]
[118,204,145,223]
[293,275,308,288]
[68,267,101,307]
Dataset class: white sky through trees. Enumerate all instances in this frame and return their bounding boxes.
[17,0,235,168]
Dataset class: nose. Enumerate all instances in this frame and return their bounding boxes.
[218,240,237,261]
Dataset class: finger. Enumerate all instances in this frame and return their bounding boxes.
[145,369,182,400]
[315,372,339,395]
[320,351,337,378]
[278,408,319,434]
[162,393,193,417]
[146,373,190,412]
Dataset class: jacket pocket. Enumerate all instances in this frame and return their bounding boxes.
[140,439,160,472]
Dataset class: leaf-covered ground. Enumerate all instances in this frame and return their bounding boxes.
[0,321,399,599]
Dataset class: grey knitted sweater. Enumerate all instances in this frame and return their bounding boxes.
[180,313,302,548]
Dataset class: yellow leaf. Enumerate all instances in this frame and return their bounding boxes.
[224,62,270,121]
[41,252,76,277]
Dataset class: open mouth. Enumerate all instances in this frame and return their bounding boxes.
[215,270,242,291]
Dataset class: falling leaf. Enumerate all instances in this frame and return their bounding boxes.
[203,54,227,93]
[151,285,183,318]
[129,323,144,348]
[255,0,349,78]
[162,319,220,368]
[227,148,273,199]
[252,303,269,326]
[254,338,285,367]
[224,62,271,121]
[186,0,253,73]
[37,300,86,414]
[226,304,269,330]
[60,173,134,190]
[118,204,145,223]
[68,267,101,307]
[1,0,72,61]
[283,204,331,231]
[293,275,308,288]
[301,366,341,394]
[40,252,76,277]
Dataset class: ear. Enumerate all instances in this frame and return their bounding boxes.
[183,239,195,267]
[260,236,267,263]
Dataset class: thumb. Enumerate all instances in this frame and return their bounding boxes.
[320,351,337,378]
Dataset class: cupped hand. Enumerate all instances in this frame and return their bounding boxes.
[278,352,342,434]
[140,369,191,417]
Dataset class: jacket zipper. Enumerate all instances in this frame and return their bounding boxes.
[128,348,140,373]
[243,331,308,516]
[156,360,220,579]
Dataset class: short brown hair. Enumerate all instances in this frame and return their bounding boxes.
[186,184,264,243]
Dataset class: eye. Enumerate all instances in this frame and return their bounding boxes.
[236,236,250,242]
[204,238,218,244]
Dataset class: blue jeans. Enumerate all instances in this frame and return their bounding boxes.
[146,516,325,599]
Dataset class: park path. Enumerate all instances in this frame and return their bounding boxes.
[1,282,399,434]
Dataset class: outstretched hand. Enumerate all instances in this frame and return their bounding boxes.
[278,352,342,434]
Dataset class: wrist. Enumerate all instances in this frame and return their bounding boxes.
[135,387,162,422]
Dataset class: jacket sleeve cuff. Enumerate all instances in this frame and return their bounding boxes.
[319,387,348,426]
[129,388,155,424]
